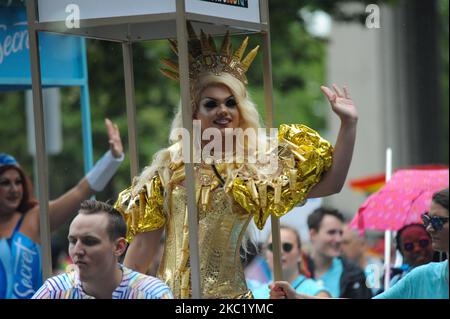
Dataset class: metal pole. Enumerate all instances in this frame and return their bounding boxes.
[261,0,282,282]
[80,39,94,174]
[176,0,202,299]
[26,0,52,281]
[122,42,139,177]
[384,147,392,290]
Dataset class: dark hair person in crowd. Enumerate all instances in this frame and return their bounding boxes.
[32,200,173,299]
[386,223,434,288]
[305,207,372,298]
[270,188,449,299]
[252,225,330,298]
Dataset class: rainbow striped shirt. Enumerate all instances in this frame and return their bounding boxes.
[32,264,173,299]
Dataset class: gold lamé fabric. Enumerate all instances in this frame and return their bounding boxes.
[232,124,333,229]
[159,186,253,299]
[115,124,333,299]
[114,176,165,243]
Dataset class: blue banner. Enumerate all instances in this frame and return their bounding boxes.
[0,6,86,91]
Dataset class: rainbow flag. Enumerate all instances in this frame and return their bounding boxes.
[349,164,448,195]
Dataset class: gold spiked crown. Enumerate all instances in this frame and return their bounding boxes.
[160,23,259,85]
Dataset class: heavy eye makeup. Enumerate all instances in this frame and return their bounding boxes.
[201,96,237,109]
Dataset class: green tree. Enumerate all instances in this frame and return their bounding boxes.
[438,0,449,162]
[0,0,446,214]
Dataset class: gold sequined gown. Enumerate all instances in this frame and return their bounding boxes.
[115,124,333,299]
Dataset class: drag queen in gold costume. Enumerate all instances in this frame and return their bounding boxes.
[115,27,358,299]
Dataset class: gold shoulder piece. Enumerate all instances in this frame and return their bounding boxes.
[115,175,166,242]
[227,125,333,230]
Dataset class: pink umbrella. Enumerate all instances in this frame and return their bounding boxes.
[350,168,449,232]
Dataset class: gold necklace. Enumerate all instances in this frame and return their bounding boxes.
[194,164,222,211]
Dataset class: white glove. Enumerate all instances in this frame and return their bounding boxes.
[86,150,124,192]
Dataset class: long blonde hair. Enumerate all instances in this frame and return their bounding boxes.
[133,73,270,255]
[133,72,263,194]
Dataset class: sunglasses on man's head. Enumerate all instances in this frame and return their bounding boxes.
[421,212,449,231]
[403,239,430,252]
[267,242,294,253]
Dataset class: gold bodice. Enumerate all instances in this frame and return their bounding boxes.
[115,124,333,299]
[159,186,252,298]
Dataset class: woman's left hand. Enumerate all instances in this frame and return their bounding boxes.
[321,84,358,124]
[105,118,123,158]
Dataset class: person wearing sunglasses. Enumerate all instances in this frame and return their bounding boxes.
[262,209,372,299]
[270,188,449,299]
[372,187,449,299]
[386,223,434,288]
[251,225,330,299]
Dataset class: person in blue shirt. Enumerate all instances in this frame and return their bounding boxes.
[306,207,372,298]
[0,119,124,299]
[251,225,330,298]
[373,187,449,299]
[270,188,449,300]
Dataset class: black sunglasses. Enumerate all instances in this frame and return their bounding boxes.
[403,239,430,252]
[267,242,294,253]
[421,212,449,231]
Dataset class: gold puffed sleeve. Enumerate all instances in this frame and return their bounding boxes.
[230,124,333,230]
[114,174,165,242]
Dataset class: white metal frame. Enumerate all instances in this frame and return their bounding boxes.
[26,0,281,299]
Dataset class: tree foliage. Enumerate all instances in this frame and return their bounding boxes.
[0,0,446,205]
